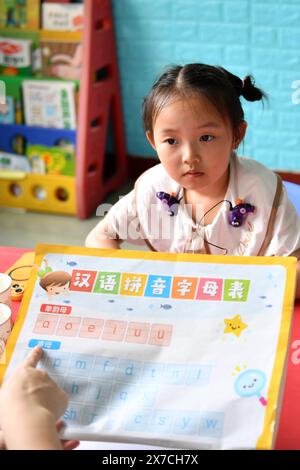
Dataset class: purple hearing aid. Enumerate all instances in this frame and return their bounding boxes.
[229,200,255,227]
[156,191,182,216]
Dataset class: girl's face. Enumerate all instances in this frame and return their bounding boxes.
[147,94,246,196]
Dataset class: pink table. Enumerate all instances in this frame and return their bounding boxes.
[0,246,300,448]
[275,298,300,449]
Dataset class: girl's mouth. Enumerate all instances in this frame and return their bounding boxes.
[184,171,204,176]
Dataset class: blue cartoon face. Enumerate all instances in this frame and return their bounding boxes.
[234,369,266,398]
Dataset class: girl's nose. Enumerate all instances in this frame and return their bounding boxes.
[182,144,201,167]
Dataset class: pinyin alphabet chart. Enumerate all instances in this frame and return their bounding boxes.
[0,244,297,449]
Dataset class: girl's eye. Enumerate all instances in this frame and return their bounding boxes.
[200,135,214,142]
[165,138,177,145]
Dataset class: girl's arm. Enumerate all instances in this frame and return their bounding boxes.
[85,219,122,249]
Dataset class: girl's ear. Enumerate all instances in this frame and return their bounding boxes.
[233,120,247,149]
[146,131,157,151]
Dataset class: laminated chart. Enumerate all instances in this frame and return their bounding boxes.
[0,244,297,450]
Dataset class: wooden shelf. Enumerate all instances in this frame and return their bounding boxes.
[0,0,128,219]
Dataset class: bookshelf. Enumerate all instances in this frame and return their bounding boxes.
[0,0,127,218]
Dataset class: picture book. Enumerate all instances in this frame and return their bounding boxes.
[0,0,40,30]
[22,79,77,129]
[0,35,32,75]
[27,144,75,176]
[0,95,14,123]
[42,3,84,32]
[0,150,30,171]
[40,30,82,80]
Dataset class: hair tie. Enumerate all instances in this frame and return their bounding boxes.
[239,78,245,96]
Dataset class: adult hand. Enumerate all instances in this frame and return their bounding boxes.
[0,420,80,451]
[0,346,73,449]
[0,346,68,423]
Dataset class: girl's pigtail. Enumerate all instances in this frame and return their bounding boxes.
[220,67,267,103]
[240,75,267,102]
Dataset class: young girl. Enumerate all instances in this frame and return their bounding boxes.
[85,63,300,298]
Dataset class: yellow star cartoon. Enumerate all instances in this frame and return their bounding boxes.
[224,315,247,337]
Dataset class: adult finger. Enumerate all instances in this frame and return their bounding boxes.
[62,439,80,451]
[56,421,80,451]
[0,429,6,450]
[22,346,43,368]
